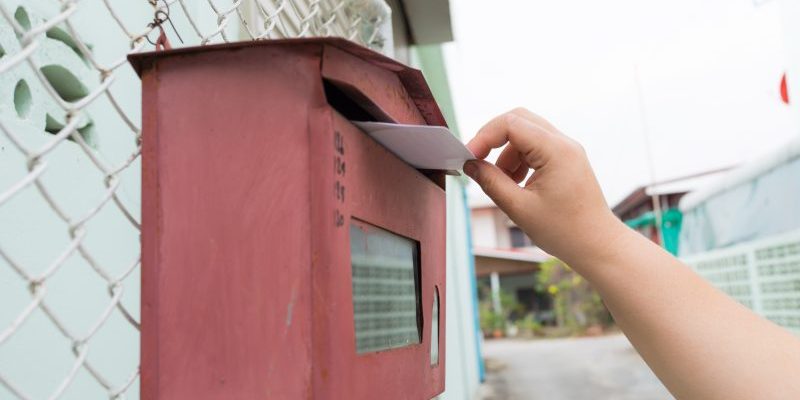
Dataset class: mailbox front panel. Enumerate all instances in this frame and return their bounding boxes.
[140,44,326,400]
[309,110,446,399]
[135,38,449,400]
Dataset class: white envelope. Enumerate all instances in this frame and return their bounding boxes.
[353,121,476,173]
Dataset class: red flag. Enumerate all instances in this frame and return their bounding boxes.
[781,72,790,105]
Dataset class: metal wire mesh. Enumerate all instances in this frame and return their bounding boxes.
[0,1,391,398]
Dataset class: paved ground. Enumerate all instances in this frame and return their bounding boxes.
[477,334,673,400]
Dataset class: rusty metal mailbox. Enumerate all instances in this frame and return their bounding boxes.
[129,38,446,399]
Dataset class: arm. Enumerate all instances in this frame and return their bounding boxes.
[463,108,800,400]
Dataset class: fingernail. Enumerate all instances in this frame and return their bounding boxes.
[463,160,478,179]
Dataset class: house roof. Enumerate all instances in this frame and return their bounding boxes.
[612,187,650,217]
[680,136,800,211]
[612,166,734,216]
[473,246,551,263]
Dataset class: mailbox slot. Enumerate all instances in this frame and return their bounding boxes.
[323,79,385,123]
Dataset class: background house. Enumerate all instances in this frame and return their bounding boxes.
[679,136,800,334]
[611,168,731,254]
[470,201,554,327]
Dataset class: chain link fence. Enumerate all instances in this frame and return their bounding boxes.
[0,1,391,398]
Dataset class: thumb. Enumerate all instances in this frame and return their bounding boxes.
[463,159,522,213]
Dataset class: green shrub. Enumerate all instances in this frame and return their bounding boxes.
[536,258,613,335]
[478,287,523,336]
[515,315,542,337]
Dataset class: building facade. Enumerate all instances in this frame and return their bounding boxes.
[469,203,554,330]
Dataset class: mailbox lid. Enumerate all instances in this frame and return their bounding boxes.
[128,37,448,128]
[130,38,450,189]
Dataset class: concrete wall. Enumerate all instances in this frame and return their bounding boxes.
[471,206,515,249]
[0,1,183,397]
[470,208,499,248]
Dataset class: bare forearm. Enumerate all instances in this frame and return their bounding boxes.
[570,221,800,400]
[465,108,800,399]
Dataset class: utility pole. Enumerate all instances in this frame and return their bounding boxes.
[634,63,664,246]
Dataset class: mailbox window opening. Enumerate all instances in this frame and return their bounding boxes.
[350,219,422,353]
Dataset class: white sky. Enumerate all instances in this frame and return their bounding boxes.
[443,0,798,207]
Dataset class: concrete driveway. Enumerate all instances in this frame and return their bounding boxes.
[477,334,673,400]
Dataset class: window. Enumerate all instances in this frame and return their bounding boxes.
[350,219,422,353]
[510,226,533,248]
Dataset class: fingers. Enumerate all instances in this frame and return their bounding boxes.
[510,107,561,134]
[496,145,527,183]
[466,110,556,170]
[496,144,521,173]
[463,159,524,213]
[510,162,529,183]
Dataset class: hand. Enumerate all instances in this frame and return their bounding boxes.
[465,109,800,400]
[463,108,624,266]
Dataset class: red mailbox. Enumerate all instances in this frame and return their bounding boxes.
[130,38,446,399]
